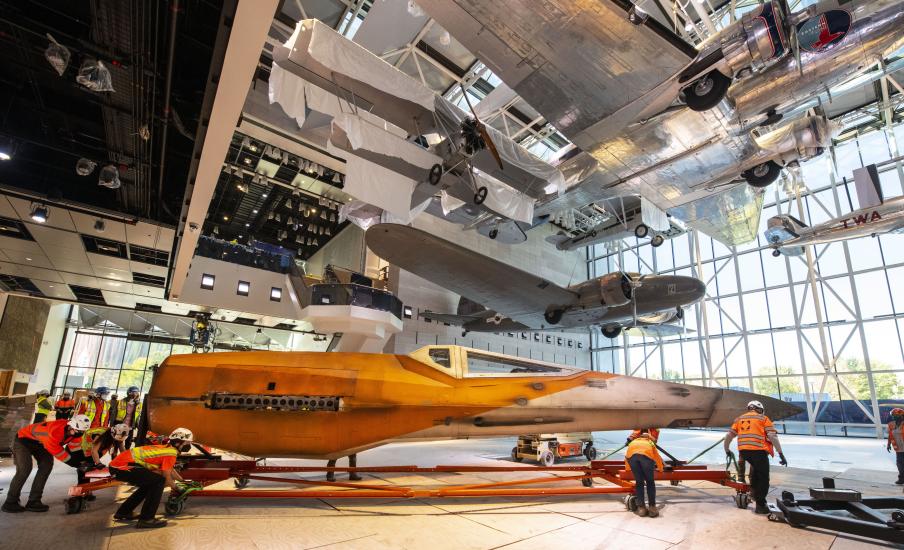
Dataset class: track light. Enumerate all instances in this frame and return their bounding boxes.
[287,216,294,225]
[94,219,105,232]
[30,203,48,223]
[0,151,10,161]
[285,198,292,209]
[98,164,121,189]
[212,225,219,236]
[76,158,96,175]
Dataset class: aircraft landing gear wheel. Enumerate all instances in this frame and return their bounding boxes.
[650,234,665,247]
[602,326,622,339]
[544,309,564,325]
[428,164,443,185]
[540,450,555,467]
[164,498,184,516]
[488,228,498,240]
[684,70,731,111]
[772,249,781,257]
[582,477,593,487]
[734,492,749,509]
[65,496,85,515]
[675,307,684,319]
[624,495,638,511]
[234,476,249,489]
[742,160,782,188]
[511,447,523,462]
[634,223,649,238]
[474,186,488,205]
[583,445,597,460]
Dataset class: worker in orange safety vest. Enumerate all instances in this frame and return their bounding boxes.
[107,427,194,529]
[55,391,76,420]
[724,400,787,515]
[886,407,904,484]
[77,387,111,428]
[2,415,90,513]
[627,428,660,444]
[625,429,665,518]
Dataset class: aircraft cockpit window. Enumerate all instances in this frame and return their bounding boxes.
[465,352,564,377]
[428,348,451,368]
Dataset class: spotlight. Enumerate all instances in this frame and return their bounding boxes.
[76,158,96,175]
[98,164,121,189]
[0,151,10,161]
[30,203,48,223]
[94,219,105,232]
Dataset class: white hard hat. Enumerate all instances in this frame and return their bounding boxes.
[168,428,193,442]
[747,400,765,411]
[110,424,130,441]
[68,414,91,432]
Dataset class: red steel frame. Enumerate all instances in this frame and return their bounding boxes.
[69,458,749,501]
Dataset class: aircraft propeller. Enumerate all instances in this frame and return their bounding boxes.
[775,0,803,77]
[460,83,504,171]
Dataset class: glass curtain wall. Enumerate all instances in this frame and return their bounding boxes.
[588,120,904,438]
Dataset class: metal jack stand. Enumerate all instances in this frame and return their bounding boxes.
[768,477,904,544]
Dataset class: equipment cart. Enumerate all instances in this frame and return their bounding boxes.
[511,432,597,465]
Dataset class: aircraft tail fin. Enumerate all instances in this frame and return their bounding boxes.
[853,164,883,208]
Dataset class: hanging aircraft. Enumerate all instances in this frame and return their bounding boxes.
[146,344,801,459]
[366,223,704,338]
[415,0,903,246]
[765,164,904,256]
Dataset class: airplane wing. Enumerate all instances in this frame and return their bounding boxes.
[626,325,694,338]
[667,184,767,246]
[419,311,482,326]
[366,224,578,317]
[415,0,695,145]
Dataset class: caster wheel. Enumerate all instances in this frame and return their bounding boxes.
[234,476,250,489]
[767,513,778,522]
[670,480,680,486]
[583,446,597,461]
[582,477,593,488]
[474,186,488,205]
[65,497,85,515]
[164,499,184,516]
[624,495,638,511]
[428,164,443,185]
[540,450,555,467]
[511,447,523,462]
[734,492,749,509]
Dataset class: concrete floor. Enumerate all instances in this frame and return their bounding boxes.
[0,430,901,550]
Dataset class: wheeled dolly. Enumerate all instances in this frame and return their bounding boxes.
[511,433,597,465]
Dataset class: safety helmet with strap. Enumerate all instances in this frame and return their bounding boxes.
[68,414,91,432]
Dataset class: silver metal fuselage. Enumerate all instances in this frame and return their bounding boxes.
[768,197,904,253]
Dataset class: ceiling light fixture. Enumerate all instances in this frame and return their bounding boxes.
[30,203,48,223]
[94,219,105,232]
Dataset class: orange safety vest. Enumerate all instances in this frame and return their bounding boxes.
[625,436,664,472]
[888,421,904,452]
[731,411,776,456]
[17,419,76,462]
[78,398,110,428]
[55,399,76,410]
[629,428,660,442]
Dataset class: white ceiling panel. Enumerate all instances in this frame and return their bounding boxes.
[60,273,99,287]
[101,291,137,309]
[71,211,128,243]
[97,267,133,282]
[42,244,90,263]
[96,278,133,294]
[126,222,161,249]
[28,224,85,251]
[15,265,66,283]
[3,249,54,269]
[48,259,94,277]
[87,253,131,272]
[0,261,24,276]
[6,196,76,231]
[132,284,165,299]
[0,196,18,218]
[31,280,76,300]
[0,235,43,253]
[156,227,175,251]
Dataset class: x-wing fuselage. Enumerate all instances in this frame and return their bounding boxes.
[147,346,801,459]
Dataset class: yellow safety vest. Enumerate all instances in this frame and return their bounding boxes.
[80,427,108,453]
[131,445,178,470]
[80,398,110,426]
[36,397,54,416]
[115,399,142,423]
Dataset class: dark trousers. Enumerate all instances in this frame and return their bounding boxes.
[740,449,770,507]
[33,413,47,423]
[69,451,91,485]
[5,438,54,505]
[896,452,904,481]
[628,454,656,507]
[110,467,165,520]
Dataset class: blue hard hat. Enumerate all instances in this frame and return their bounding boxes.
[127,386,140,393]
[95,386,110,396]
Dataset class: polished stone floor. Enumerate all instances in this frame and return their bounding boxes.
[0,430,900,549]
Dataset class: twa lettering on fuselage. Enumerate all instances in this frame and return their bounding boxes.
[840,211,882,229]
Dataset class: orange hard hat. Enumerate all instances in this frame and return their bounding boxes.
[891,408,904,417]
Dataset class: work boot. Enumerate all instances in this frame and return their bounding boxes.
[113,512,139,521]
[754,503,770,515]
[895,479,904,485]
[1,501,25,513]
[136,518,168,529]
[24,501,50,512]
[348,473,363,481]
[326,472,336,483]
[647,505,659,518]
[635,505,648,517]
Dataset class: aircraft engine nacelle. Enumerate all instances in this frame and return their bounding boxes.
[753,115,834,165]
[598,272,633,307]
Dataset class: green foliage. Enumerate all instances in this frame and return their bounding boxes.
[839,357,902,400]
[753,365,801,397]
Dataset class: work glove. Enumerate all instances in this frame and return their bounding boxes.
[93,462,105,470]
[779,453,788,467]
[625,438,632,446]
[725,450,735,464]
[888,444,892,453]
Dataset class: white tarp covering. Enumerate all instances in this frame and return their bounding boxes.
[640,196,670,231]
[331,113,438,170]
[473,169,535,224]
[290,19,436,112]
[440,190,466,215]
